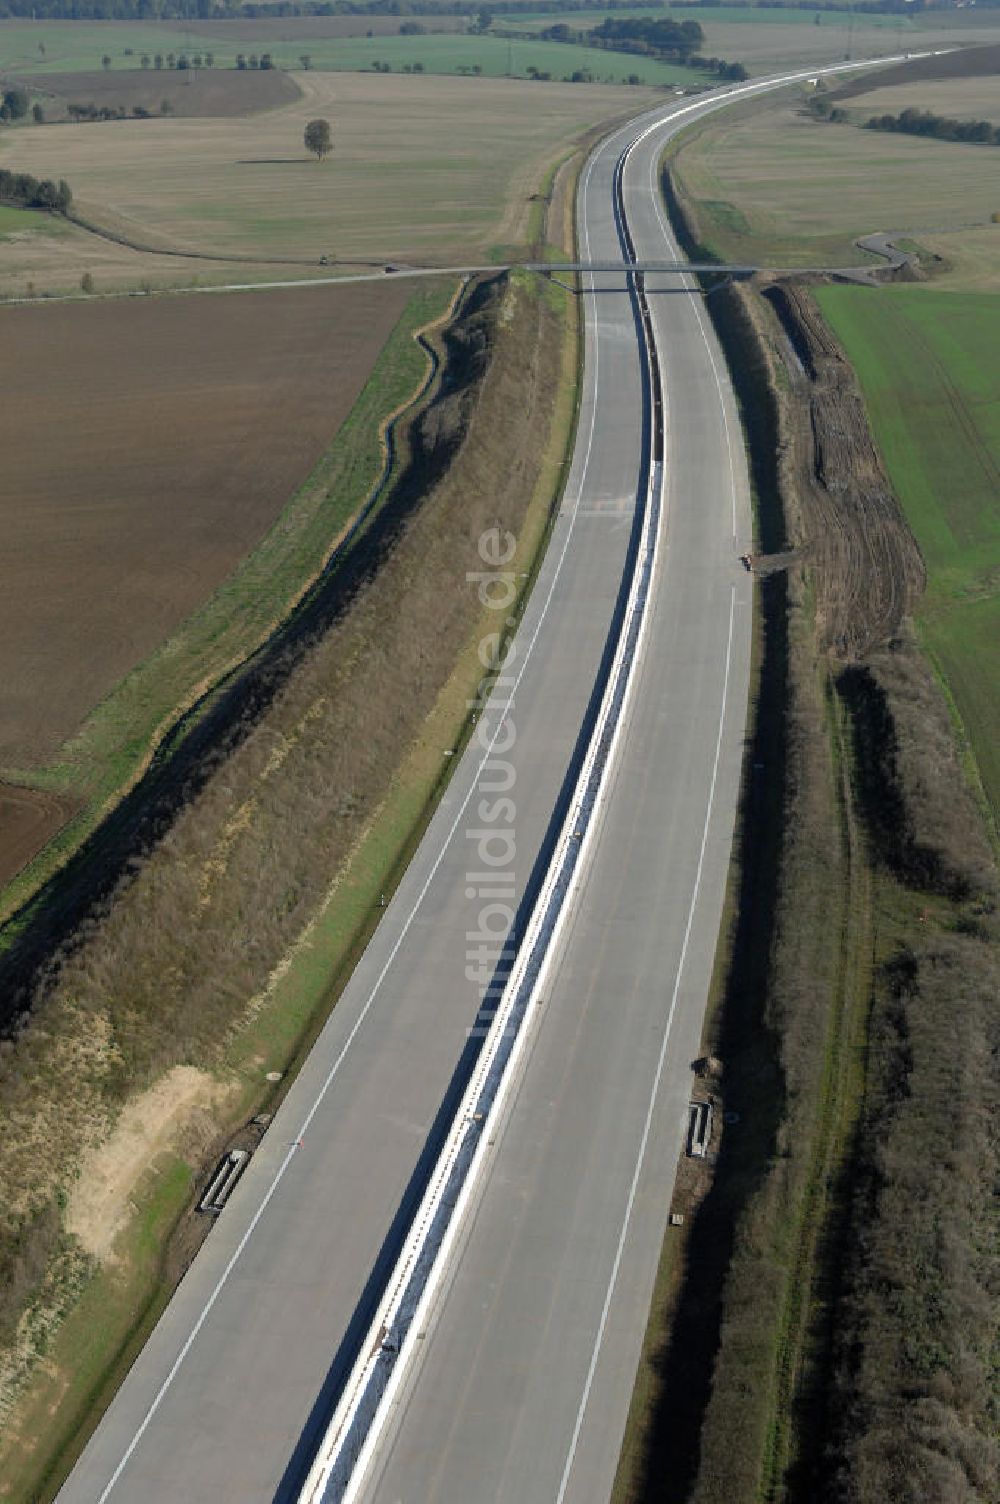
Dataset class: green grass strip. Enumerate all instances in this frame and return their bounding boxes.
[814,285,1000,826]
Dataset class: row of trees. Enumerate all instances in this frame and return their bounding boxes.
[371,57,424,71]
[0,168,72,211]
[134,50,216,68]
[535,16,748,79]
[866,105,1000,146]
[68,100,171,118]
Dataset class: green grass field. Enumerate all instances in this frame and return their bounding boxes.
[815,286,1000,821]
[0,19,695,83]
[265,32,694,82]
[0,202,60,239]
[0,20,208,73]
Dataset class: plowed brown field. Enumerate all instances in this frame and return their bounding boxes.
[0,784,77,887]
[31,66,301,119]
[0,280,409,770]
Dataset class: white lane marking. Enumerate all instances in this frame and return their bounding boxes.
[555,585,737,1504]
[645,158,742,542]
[92,151,614,1504]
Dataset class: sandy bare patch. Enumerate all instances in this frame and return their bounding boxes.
[66,1065,236,1263]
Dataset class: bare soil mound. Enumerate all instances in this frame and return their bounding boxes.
[0,280,409,769]
[28,67,300,120]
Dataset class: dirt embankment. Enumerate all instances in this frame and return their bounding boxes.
[761,280,925,659]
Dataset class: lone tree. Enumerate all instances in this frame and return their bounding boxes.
[304,117,333,161]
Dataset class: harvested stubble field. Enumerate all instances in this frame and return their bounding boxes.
[840,76,1000,128]
[27,66,301,120]
[0,72,657,293]
[669,80,1000,288]
[0,280,409,776]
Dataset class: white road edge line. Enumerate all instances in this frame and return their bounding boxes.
[554,586,736,1504]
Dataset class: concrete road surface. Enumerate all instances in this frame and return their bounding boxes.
[359,100,751,1504]
[59,63,878,1504]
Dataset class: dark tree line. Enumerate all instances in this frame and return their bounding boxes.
[67,100,162,117]
[537,18,747,80]
[867,105,1000,145]
[590,15,705,56]
[0,168,73,212]
[533,13,709,61]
